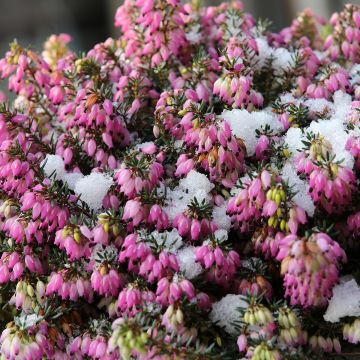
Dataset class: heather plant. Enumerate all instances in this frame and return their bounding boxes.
[0,1,360,359]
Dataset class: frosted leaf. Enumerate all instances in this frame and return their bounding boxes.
[15,313,42,329]
[225,12,243,38]
[41,154,66,180]
[91,244,118,263]
[74,172,113,211]
[210,294,248,334]
[324,278,360,323]
[213,203,231,231]
[281,163,315,216]
[177,246,203,279]
[150,228,183,252]
[222,109,282,156]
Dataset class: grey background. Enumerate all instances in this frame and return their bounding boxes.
[0,0,359,55]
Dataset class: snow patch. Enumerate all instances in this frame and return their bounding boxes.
[41,154,66,180]
[281,163,315,216]
[212,204,231,231]
[177,246,203,279]
[222,108,283,156]
[324,278,360,323]
[150,228,183,252]
[164,171,214,221]
[62,172,84,190]
[210,294,248,334]
[283,127,303,157]
[74,172,113,211]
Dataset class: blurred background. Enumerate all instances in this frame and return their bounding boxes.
[0,0,359,55]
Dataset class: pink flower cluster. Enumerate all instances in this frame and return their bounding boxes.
[0,1,359,359]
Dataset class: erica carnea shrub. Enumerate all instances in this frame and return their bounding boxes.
[0,1,360,359]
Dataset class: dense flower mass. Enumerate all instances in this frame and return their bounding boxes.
[0,1,360,359]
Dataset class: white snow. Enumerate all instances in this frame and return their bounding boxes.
[279,92,299,105]
[135,142,154,151]
[164,171,214,221]
[212,204,232,231]
[282,91,354,167]
[213,229,229,242]
[210,294,248,334]
[225,12,244,38]
[307,117,353,168]
[283,127,303,156]
[164,186,191,222]
[241,257,260,272]
[91,244,118,263]
[62,172,84,190]
[254,38,295,75]
[179,170,214,196]
[305,98,334,118]
[313,50,326,61]
[185,24,202,44]
[74,172,113,211]
[41,154,86,190]
[174,140,184,149]
[150,228,183,252]
[41,154,66,180]
[177,246,203,279]
[272,48,296,75]
[254,37,273,70]
[222,108,283,156]
[192,189,210,204]
[324,278,360,323]
[23,314,41,328]
[281,163,315,216]
[14,95,30,111]
[350,64,360,85]
[333,90,352,122]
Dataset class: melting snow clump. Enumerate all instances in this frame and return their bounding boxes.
[150,228,183,252]
[283,127,303,157]
[281,163,315,216]
[212,204,231,231]
[177,246,203,279]
[222,109,282,156]
[324,278,360,323]
[164,171,214,221]
[210,294,248,334]
[74,172,114,211]
[41,154,66,180]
